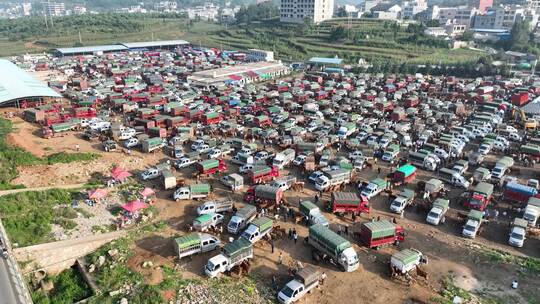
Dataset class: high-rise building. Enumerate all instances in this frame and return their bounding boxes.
[44,2,66,16]
[280,0,334,24]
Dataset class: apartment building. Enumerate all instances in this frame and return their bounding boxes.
[280,0,334,23]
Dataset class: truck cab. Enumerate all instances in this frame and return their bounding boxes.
[360,179,387,199]
[390,196,409,213]
[205,255,228,278]
[141,168,160,181]
[174,157,195,169]
[508,218,527,248]
[462,219,480,238]
[278,280,307,304]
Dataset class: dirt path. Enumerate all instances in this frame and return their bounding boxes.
[0,183,86,197]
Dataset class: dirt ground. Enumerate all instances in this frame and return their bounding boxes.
[5,116,540,304]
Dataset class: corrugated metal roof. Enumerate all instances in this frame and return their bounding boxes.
[122,40,189,49]
[308,57,343,65]
[0,59,61,105]
[55,44,128,55]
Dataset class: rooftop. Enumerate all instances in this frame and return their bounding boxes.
[121,40,190,49]
[308,57,343,65]
[55,45,128,55]
[0,60,61,105]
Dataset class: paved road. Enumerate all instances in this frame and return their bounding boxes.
[0,254,27,304]
[0,183,85,197]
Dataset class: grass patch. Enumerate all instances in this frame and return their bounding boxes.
[0,189,79,246]
[31,268,92,304]
[482,248,540,275]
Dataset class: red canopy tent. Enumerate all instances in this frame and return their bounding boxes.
[121,200,147,213]
[87,188,108,199]
[140,187,155,197]
[111,167,132,181]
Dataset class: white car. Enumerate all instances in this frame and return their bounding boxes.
[493,142,506,152]
[124,138,139,148]
[456,134,470,144]
[196,144,211,154]
[239,164,254,173]
[356,131,369,142]
[434,148,449,160]
[504,125,518,133]
[348,150,363,160]
[478,144,491,155]
[379,137,391,149]
[293,155,307,166]
[472,129,485,138]
[141,168,160,181]
[208,149,222,159]
[366,136,379,147]
[508,132,522,142]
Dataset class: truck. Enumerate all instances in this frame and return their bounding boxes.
[392,164,417,185]
[462,209,484,238]
[382,144,400,162]
[205,238,253,278]
[466,182,494,211]
[162,169,177,190]
[197,199,233,215]
[389,189,415,214]
[308,224,359,272]
[504,182,539,204]
[299,200,329,227]
[508,218,528,248]
[491,156,514,181]
[232,153,254,165]
[438,168,470,188]
[192,213,224,231]
[271,175,297,191]
[219,173,244,191]
[174,233,220,259]
[473,167,492,183]
[243,185,284,206]
[227,205,258,234]
[330,192,370,214]
[390,248,424,274]
[408,151,437,171]
[357,220,405,249]
[241,216,273,243]
[314,169,351,192]
[141,137,165,153]
[277,265,320,304]
[173,183,212,201]
[452,159,469,175]
[523,197,540,227]
[361,178,389,199]
[247,166,280,184]
[426,198,450,225]
[337,122,356,139]
[273,148,296,169]
[196,159,228,175]
[424,178,445,197]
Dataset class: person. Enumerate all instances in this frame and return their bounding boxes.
[315,193,319,203]
[272,275,277,290]
[344,225,348,235]
[377,167,381,176]
[293,231,298,244]
[352,212,357,223]
[392,217,397,224]
[494,209,499,220]
[271,240,275,253]
[296,260,303,269]
[377,216,381,221]
[320,272,327,285]
[288,228,293,240]
[400,210,404,219]
[75,144,80,151]
[278,251,283,264]
[512,279,518,289]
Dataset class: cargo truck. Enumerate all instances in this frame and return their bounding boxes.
[314,169,351,191]
[390,248,424,274]
[408,151,437,171]
[438,168,470,188]
[227,205,258,234]
[361,178,389,199]
[523,197,540,227]
[504,183,539,204]
[308,224,359,272]
[173,183,211,201]
[219,173,244,191]
[392,164,417,185]
[174,233,220,259]
[196,159,228,175]
[273,148,296,169]
[389,189,415,214]
[508,218,528,248]
[357,220,405,249]
[329,192,370,214]
[473,167,491,183]
[277,265,321,304]
[197,199,233,215]
[426,198,449,225]
[192,213,224,231]
[162,170,177,190]
[243,185,284,206]
[466,182,494,211]
[205,238,253,278]
[520,145,540,161]
[142,137,165,153]
[462,209,484,238]
[491,156,514,182]
[241,216,273,243]
[424,179,445,197]
[247,166,280,184]
[299,201,329,227]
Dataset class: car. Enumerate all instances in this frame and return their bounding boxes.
[348,150,363,160]
[366,135,379,147]
[508,132,522,142]
[495,136,509,147]
[308,171,324,183]
[478,143,491,155]
[255,151,272,161]
[473,129,485,138]
[456,134,470,143]
[319,153,331,167]
[504,125,518,133]
[208,148,222,159]
[493,142,507,152]
[434,148,449,160]
[356,131,369,142]
[379,137,391,149]
[102,140,118,152]
[293,155,307,166]
[239,164,254,173]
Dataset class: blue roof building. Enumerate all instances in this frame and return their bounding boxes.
[308,57,343,66]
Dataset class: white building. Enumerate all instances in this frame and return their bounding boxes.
[184,4,220,21]
[73,5,87,15]
[280,0,334,24]
[372,4,402,20]
[402,0,427,19]
[44,2,65,16]
[438,6,477,28]
[247,49,275,61]
[22,2,32,16]
[154,1,177,12]
[424,27,447,37]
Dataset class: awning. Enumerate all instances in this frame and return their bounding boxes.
[122,200,148,213]
[228,75,243,81]
[87,188,108,199]
[111,167,132,181]
[140,187,155,197]
[245,71,259,78]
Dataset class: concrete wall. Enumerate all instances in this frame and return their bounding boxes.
[13,230,125,274]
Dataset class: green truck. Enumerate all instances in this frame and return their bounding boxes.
[308,224,359,272]
[174,233,221,259]
[241,216,273,243]
[173,183,211,201]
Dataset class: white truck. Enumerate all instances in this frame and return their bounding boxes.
[299,200,329,227]
[389,189,415,214]
[219,173,244,191]
[174,233,221,259]
[173,184,211,201]
[277,265,321,304]
[227,205,258,234]
[271,175,297,191]
[241,217,273,244]
[360,178,389,199]
[426,198,450,225]
[308,224,359,272]
[438,168,470,188]
[523,197,540,227]
[462,209,484,238]
[508,218,528,248]
[205,238,253,278]
[192,213,224,232]
[314,169,351,191]
[273,148,296,169]
[491,156,514,182]
[196,199,233,215]
[390,248,426,274]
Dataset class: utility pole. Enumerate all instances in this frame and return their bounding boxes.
[78,30,82,44]
[43,5,49,30]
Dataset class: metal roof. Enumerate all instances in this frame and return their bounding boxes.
[308,57,343,65]
[0,59,61,105]
[55,45,128,55]
[121,40,189,49]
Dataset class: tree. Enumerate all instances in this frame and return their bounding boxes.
[329,26,347,41]
[507,19,531,51]
[461,30,473,42]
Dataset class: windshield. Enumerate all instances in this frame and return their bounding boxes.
[464,224,475,232]
[206,262,216,272]
[281,286,295,297]
[428,211,438,219]
[510,232,524,240]
[469,198,481,207]
[349,254,359,266]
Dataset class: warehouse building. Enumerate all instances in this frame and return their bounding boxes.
[53,40,190,57]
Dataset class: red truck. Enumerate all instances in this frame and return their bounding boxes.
[329,192,370,214]
[243,185,283,206]
[355,220,405,249]
[511,91,529,106]
[254,115,272,128]
[202,112,223,125]
[196,159,227,175]
[504,182,539,204]
[247,166,279,184]
[392,164,417,185]
[465,182,494,211]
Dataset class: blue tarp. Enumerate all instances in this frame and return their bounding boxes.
[505,182,538,196]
